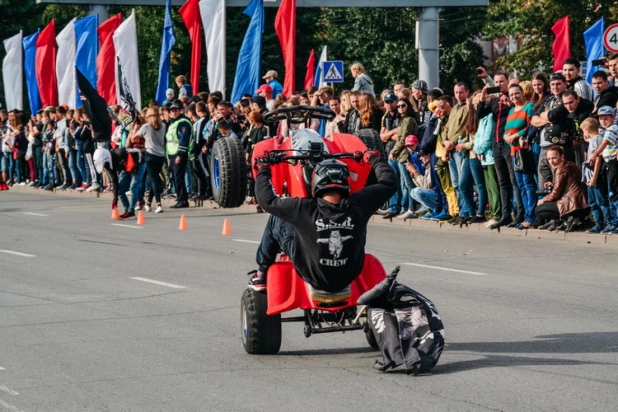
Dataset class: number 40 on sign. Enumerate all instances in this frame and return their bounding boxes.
[604,24,618,53]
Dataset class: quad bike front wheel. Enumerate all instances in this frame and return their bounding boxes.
[210,136,248,208]
[241,288,282,354]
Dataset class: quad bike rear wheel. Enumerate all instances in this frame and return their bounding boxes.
[241,289,282,354]
[210,136,248,208]
[363,313,380,350]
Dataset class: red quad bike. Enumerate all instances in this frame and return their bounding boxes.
[240,105,389,355]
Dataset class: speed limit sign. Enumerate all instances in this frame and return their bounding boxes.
[604,24,618,53]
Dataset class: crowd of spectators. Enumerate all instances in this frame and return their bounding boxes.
[3,58,618,233]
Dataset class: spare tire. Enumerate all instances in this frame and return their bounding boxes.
[210,136,248,208]
[354,129,386,157]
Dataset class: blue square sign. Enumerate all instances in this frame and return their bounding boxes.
[322,61,344,83]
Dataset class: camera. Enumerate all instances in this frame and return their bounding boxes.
[536,186,553,196]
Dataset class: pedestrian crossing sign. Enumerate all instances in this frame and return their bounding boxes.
[323,61,344,83]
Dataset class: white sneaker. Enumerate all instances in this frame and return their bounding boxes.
[18,182,26,186]
[155,205,163,213]
[86,183,101,192]
[397,210,417,220]
[135,203,142,211]
[484,219,498,227]
[144,204,151,212]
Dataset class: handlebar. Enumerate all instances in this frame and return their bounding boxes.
[256,149,362,166]
[263,105,336,124]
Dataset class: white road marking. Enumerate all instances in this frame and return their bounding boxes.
[403,262,487,276]
[111,223,142,229]
[0,385,19,396]
[0,398,23,412]
[0,366,5,370]
[0,250,36,258]
[233,239,260,244]
[22,212,49,217]
[130,277,186,289]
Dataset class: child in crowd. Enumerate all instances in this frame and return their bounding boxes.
[580,118,611,233]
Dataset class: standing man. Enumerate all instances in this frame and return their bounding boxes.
[262,70,283,99]
[411,80,429,135]
[532,73,571,187]
[478,70,521,229]
[563,58,594,101]
[166,103,192,208]
[256,85,275,111]
[591,71,618,113]
[442,82,471,224]
[344,92,362,134]
[380,92,402,217]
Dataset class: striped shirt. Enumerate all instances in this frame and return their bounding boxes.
[602,124,618,162]
[505,102,534,148]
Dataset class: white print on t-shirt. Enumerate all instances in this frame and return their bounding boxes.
[317,230,353,267]
[315,217,354,232]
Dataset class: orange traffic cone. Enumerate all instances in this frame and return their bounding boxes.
[178,214,188,230]
[111,207,120,220]
[137,210,146,225]
[222,218,232,235]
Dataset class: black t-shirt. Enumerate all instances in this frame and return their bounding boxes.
[255,156,397,292]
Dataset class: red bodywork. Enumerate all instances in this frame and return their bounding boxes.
[251,132,387,316]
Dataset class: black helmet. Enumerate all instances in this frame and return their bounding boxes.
[311,159,350,198]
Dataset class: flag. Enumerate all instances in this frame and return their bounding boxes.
[23,30,41,114]
[36,20,58,107]
[97,13,122,105]
[275,0,296,98]
[314,45,327,89]
[584,17,605,84]
[179,0,203,95]
[230,0,264,103]
[2,31,23,111]
[200,0,226,97]
[552,16,571,73]
[56,18,77,108]
[113,10,142,111]
[77,68,112,142]
[303,49,315,90]
[156,0,175,104]
[75,14,99,109]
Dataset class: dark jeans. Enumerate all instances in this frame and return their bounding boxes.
[535,201,589,222]
[145,153,165,204]
[493,143,524,222]
[170,154,188,203]
[34,145,43,181]
[256,215,296,274]
[191,154,209,197]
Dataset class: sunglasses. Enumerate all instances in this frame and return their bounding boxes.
[397,104,407,108]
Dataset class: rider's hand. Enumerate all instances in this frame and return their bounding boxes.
[364,150,381,163]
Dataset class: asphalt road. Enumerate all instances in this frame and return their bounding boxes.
[0,190,617,412]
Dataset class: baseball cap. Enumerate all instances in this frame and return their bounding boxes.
[412,80,429,93]
[256,84,273,94]
[383,93,397,103]
[166,88,174,96]
[550,72,567,82]
[262,70,278,79]
[405,135,419,146]
[251,95,266,107]
[598,106,616,117]
[169,103,181,110]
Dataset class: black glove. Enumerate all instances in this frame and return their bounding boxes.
[363,150,381,163]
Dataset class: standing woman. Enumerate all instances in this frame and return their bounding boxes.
[529,72,550,172]
[359,93,383,133]
[350,63,375,97]
[505,84,537,229]
[386,97,418,219]
[340,90,352,117]
[137,107,167,213]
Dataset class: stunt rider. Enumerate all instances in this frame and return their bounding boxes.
[249,151,398,292]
